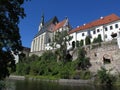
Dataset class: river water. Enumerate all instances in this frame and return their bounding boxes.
[5,79,120,90]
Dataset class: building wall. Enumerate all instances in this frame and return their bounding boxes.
[70,20,120,46]
[31,32,46,52]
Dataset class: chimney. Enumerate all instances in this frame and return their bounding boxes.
[100,16,104,19]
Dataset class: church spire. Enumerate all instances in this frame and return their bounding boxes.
[38,12,44,31]
[41,12,44,26]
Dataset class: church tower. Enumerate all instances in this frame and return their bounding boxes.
[38,13,44,31]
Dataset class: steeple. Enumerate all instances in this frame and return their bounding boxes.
[38,12,44,31]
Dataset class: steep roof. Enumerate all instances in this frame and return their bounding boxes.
[52,19,67,32]
[35,16,59,38]
[69,14,120,34]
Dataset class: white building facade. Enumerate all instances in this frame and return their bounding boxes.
[69,14,120,47]
[31,14,120,54]
[30,15,71,53]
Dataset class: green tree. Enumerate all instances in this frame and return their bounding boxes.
[52,30,72,63]
[76,40,80,47]
[85,36,91,45]
[97,67,116,85]
[0,0,26,80]
[76,47,91,70]
[93,34,102,43]
[80,39,84,47]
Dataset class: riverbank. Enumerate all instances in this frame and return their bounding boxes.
[8,75,25,80]
[8,75,94,85]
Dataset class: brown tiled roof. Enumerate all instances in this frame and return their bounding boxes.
[69,14,120,34]
[52,19,67,32]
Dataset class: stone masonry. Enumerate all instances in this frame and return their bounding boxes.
[85,40,120,74]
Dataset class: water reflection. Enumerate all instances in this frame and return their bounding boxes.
[5,79,120,90]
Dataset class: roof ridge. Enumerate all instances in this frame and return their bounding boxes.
[69,13,120,34]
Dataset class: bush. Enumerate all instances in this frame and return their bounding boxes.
[76,47,91,70]
[76,40,80,47]
[97,67,116,85]
[85,36,91,45]
[80,39,84,47]
[73,70,92,80]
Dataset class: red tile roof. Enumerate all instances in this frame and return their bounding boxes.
[52,19,67,32]
[69,14,120,34]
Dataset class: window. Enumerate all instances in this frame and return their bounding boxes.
[105,27,108,31]
[82,33,84,36]
[97,29,100,32]
[115,24,118,28]
[93,30,96,34]
[110,26,113,30]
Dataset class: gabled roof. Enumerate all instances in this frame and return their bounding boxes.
[69,14,120,34]
[44,16,58,27]
[34,16,59,38]
[52,19,67,32]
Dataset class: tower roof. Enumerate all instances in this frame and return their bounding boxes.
[34,16,59,38]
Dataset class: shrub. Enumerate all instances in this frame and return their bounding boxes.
[80,39,84,47]
[76,40,80,47]
[97,67,116,85]
[85,36,91,45]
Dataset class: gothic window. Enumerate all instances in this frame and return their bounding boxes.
[48,38,51,43]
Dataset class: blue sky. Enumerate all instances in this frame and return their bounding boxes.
[19,0,120,48]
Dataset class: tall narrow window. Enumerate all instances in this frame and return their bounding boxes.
[115,24,118,28]
[105,27,108,31]
[93,30,96,34]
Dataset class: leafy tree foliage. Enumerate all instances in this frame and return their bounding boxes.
[76,47,91,70]
[76,40,80,47]
[97,67,116,85]
[52,30,72,62]
[93,34,102,43]
[80,39,84,47]
[85,36,91,45]
[0,0,26,80]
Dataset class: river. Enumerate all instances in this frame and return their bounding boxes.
[4,79,120,90]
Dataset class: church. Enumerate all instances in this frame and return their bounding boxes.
[30,13,120,55]
[30,14,72,53]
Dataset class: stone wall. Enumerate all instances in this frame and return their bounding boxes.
[85,40,120,74]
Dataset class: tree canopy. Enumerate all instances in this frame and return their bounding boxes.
[0,0,26,80]
[52,30,72,62]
